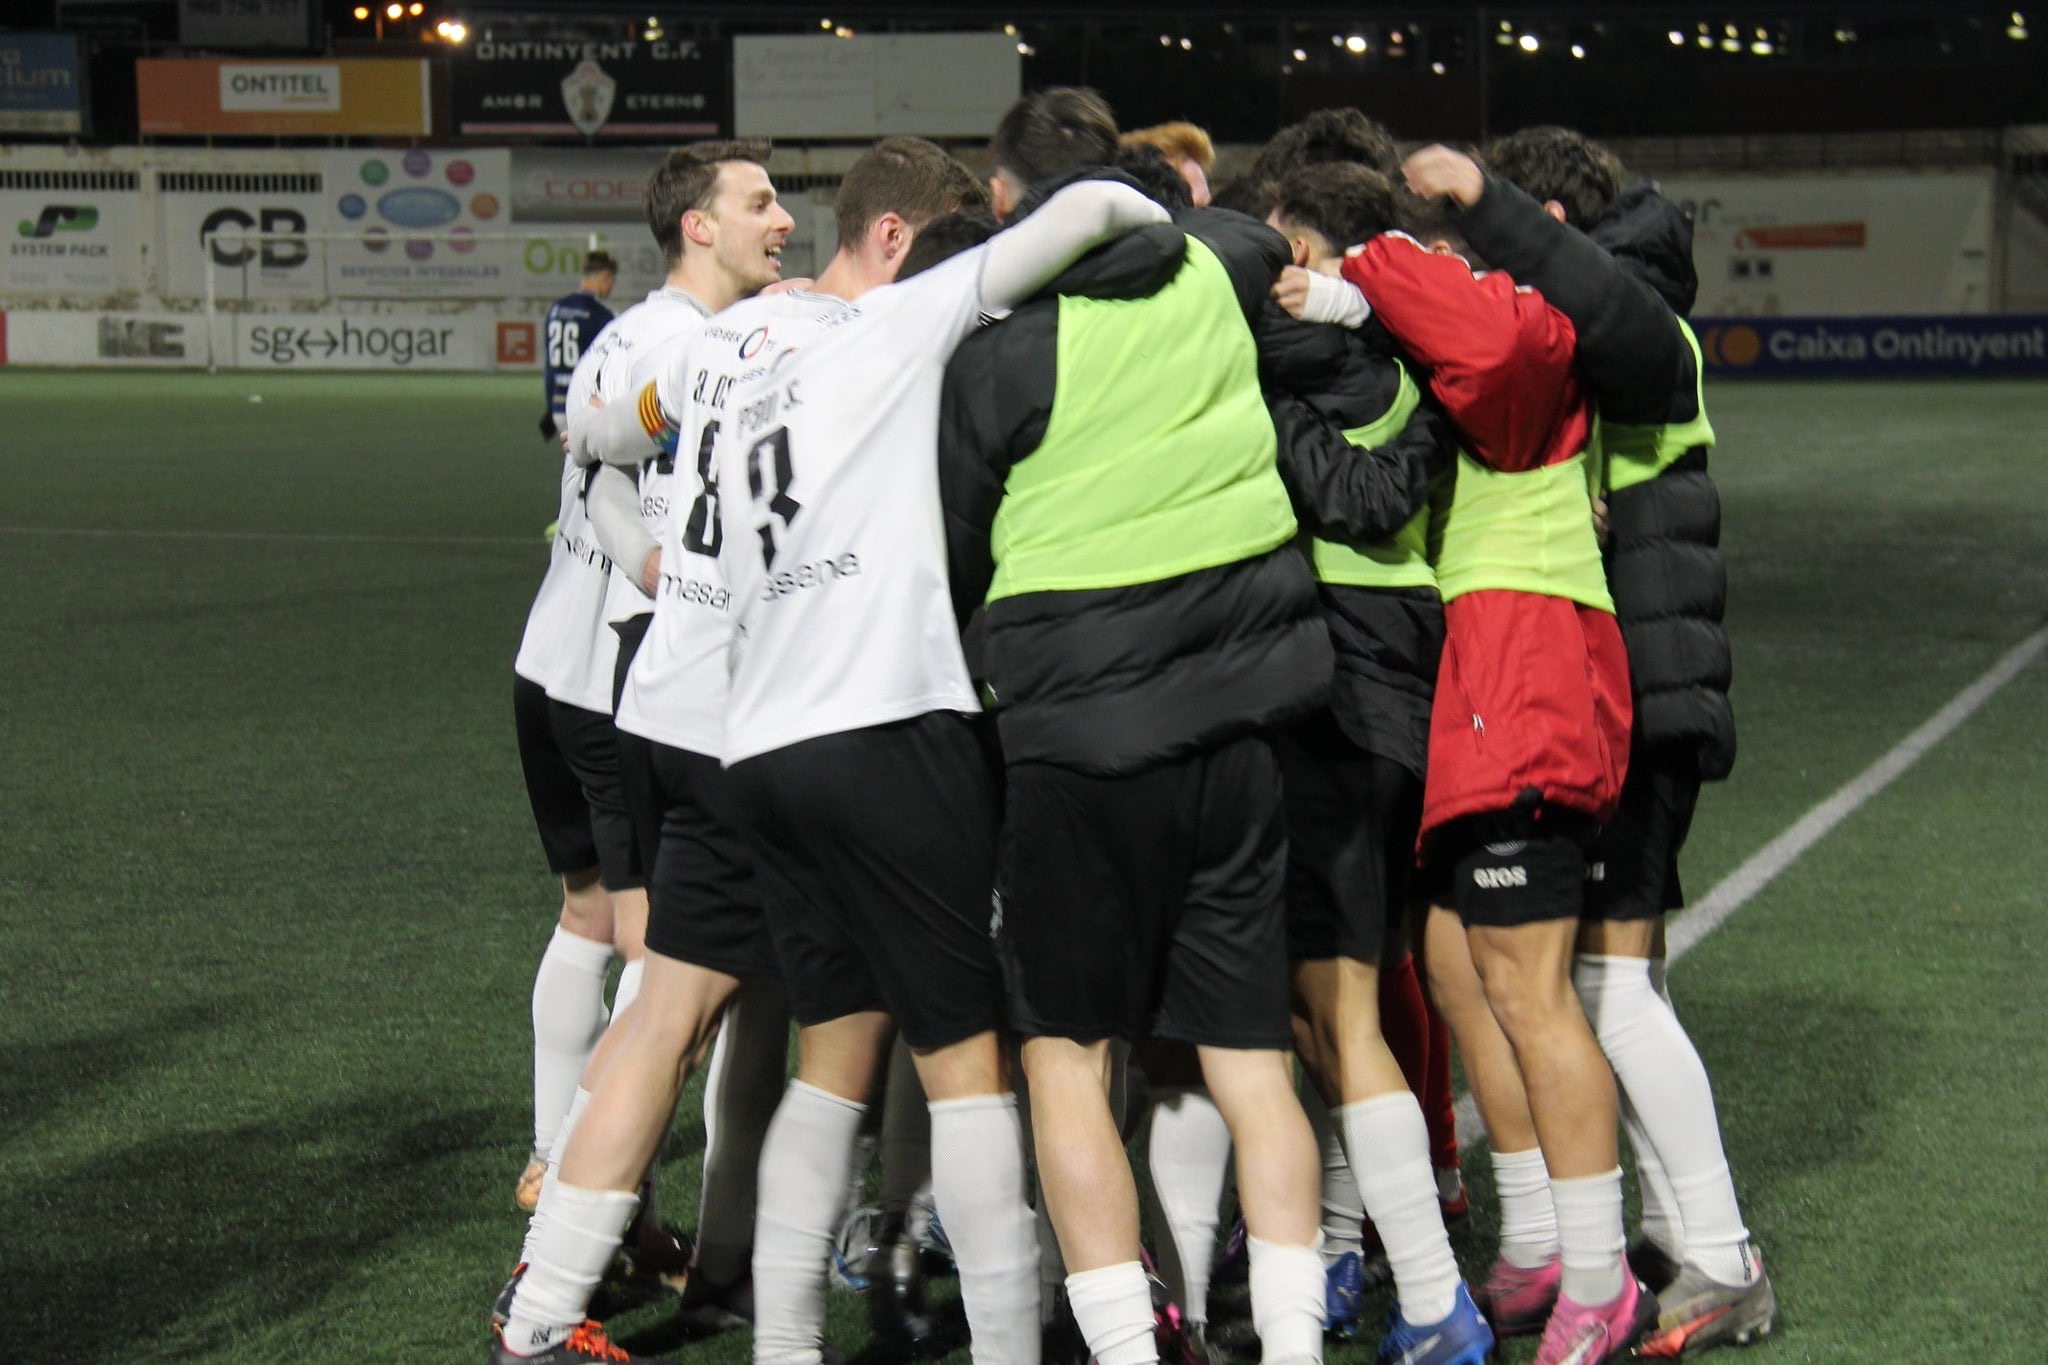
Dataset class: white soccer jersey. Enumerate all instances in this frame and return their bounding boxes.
[614,294,804,757]
[512,317,625,714]
[711,246,993,766]
[586,287,714,629]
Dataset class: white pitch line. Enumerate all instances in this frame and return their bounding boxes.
[0,525,533,548]
[1455,620,2048,1150]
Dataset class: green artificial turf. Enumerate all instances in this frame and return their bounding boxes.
[1,372,2043,1362]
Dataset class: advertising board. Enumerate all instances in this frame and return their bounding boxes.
[138,58,430,137]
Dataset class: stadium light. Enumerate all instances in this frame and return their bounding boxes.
[408,1,423,13]
[1571,42,1587,58]
[1292,47,1307,60]
[820,18,832,29]
[1017,42,1034,55]
[1345,34,1368,52]
[352,5,369,18]
[834,24,854,37]
[1517,32,1540,51]
[1668,29,1684,44]
[1180,36,1193,50]
[385,2,401,18]
[1003,23,1017,36]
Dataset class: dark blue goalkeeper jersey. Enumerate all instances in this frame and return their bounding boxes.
[542,289,614,423]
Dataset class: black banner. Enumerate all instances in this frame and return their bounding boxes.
[453,37,724,139]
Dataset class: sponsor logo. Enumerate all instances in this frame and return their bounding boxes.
[17,205,96,239]
[200,207,309,269]
[220,64,340,112]
[376,187,462,230]
[1700,323,1762,368]
[245,319,458,367]
[497,320,537,364]
[759,552,860,599]
[739,326,770,360]
[661,574,731,610]
[1387,1334,1443,1365]
[98,317,185,359]
[1471,865,1529,890]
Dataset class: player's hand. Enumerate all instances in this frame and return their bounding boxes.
[1592,496,1611,547]
[639,547,662,597]
[1272,265,1316,319]
[1403,145,1485,207]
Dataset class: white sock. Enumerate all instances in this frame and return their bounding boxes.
[1145,1087,1231,1327]
[502,1182,639,1355]
[1067,1262,1159,1365]
[531,927,612,1157]
[611,954,646,1023]
[1338,1094,1461,1325]
[1574,955,1751,1286]
[1298,1082,1364,1263]
[696,987,788,1290]
[1551,1169,1627,1307]
[1622,1091,1685,1262]
[520,1087,594,1266]
[753,1081,864,1365]
[930,1094,1041,1365]
[1247,1236,1325,1365]
[1490,1147,1559,1269]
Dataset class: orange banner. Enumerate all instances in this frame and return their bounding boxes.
[138,59,431,136]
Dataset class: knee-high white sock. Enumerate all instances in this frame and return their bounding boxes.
[1575,955,1751,1286]
[1550,1169,1627,1308]
[1298,1082,1364,1263]
[754,1081,865,1365]
[1490,1147,1559,1269]
[502,1182,639,1355]
[697,986,789,1290]
[1067,1262,1158,1365]
[1622,1090,1685,1262]
[1338,1094,1461,1326]
[1247,1236,1325,1365]
[881,1043,932,1221]
[520,1087,594,1266]
[611,954,646,1024]
[1145,1087,1231,1327]
[930,1094,1041,1365]
[532,927,613,1157]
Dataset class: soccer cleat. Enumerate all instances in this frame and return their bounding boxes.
[489,1319,653,1363]
[517,1155,549,1213]
[1436,1167,1470,1222]
[1531,1277,1658,1365]
[673,1272,753,1335]
[611,1220,692,1293]
[1376,1284,1496,1365]
[1626,1238,1684,1297]
[1325,1250,1366,1337]
[1634,1248,1776,1358]
[1473,1253,1561,1338]
[1143,1249,1208,1365]
[865,1215,943,1353]
[830,1204,882,1293]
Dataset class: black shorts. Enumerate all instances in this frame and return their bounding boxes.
[1582,742,1702,922]
[723,711,1005,1051]
[1431,807,1600,929]
[998,734,1293,1050]
[634,739,779,980]
[513,673,643,892]
[1278,713,1424,966]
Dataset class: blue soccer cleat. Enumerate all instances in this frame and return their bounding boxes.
[1376,1283,1496,1365]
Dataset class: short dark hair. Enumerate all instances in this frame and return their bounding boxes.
[1271,163,1396,252]
[1394,187,1480,267]
[898,209,1001,281]
[580,250,619,278]
[1209,176,1282,220]
[1247,108,1401,183]
[834,137,990,247]
[645,139,773,268]
[1114,143,1193,212]
[990,87,1119,188]
[1481,126,1623,229]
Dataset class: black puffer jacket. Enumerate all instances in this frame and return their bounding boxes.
[1254,306,1455,780]
[939,184,1330,776]
[1457,177,1736,780]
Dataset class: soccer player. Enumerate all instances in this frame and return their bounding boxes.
[939,88,1331,1365]
[491,139,797,1365]
[1254,161,1493,1364]
[1405,130,1773,1357]
[579,135,1167,1365]
[1121,121,1216,206]
[541,252,618,441]
[1279,187,1648,1364]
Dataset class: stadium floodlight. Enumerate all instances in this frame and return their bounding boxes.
[1668,29,1685,44]
[1180,36,1193,50]
[385,2,401,18]
[352,5,369,18]
[1345,34,1368,52]
[1431,60,1446,73]
[408,1,423,13]
[1292,47,1307,60]
[1571,42,1587,57]
[1518,32,1540,51]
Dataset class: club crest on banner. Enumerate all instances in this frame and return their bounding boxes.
[561,59,616,137]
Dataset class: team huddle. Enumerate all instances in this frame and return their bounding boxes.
[500,88,1773,1365]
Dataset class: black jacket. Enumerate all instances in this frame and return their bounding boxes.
[1456,177,1737,780]
[939,191,1330,775]
[1253,305,1455,780]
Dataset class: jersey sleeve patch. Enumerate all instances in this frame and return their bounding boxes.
[637,381,680,454]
